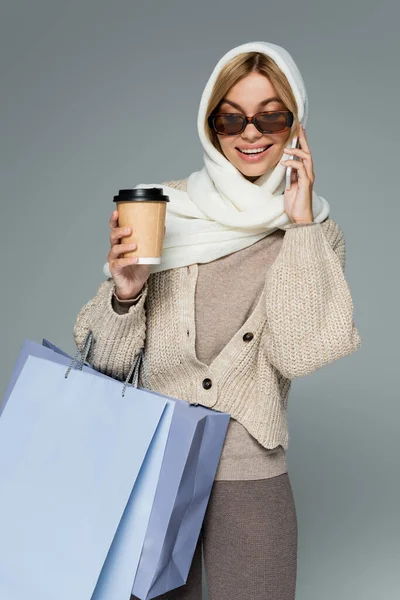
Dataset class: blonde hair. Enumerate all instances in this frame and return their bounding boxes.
[205,52,299,154]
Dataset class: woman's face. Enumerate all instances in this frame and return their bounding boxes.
[214,72,294,182]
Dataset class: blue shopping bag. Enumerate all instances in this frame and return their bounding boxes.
[0,338,231,600]
[0,340,172,600]
[132,393,229,599]
[43,338,231,600]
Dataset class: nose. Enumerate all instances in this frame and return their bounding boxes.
[241,122,264,141]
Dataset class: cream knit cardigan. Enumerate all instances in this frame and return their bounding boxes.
[74,179,362,450]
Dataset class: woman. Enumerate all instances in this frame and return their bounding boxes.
[74,41,362,600]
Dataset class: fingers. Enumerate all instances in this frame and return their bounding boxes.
[109,210,133,246]
[281,158,314,183]
[283,126,314,181]
[109,210,121,233]
[280,159,310,182]
[283,147,309,160]
[281,136,314,182]
[109,256,138,272]
[109,241,137,260]
[108,210,140,273]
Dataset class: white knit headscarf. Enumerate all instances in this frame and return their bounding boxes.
[104,41,330,277]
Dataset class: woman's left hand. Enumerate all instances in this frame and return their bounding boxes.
[280,124,315,224]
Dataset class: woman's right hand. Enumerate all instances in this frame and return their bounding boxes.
[107,210,151,300]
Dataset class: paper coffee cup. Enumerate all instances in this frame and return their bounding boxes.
[114,188,170,264]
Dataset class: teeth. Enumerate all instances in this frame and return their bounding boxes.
[239,146,270,154]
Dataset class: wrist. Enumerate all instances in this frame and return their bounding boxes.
[114,286,143,302]
[291,215,314,224]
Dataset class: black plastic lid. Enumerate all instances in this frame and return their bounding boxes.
[113,187,170,202]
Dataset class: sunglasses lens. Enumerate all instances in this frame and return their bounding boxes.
[256,112,290,133]
[210,111,293,134]
[212,114,244,134]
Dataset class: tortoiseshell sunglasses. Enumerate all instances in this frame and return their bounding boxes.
[207,110,294,135]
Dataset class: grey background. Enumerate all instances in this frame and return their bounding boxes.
[1,0,398,598]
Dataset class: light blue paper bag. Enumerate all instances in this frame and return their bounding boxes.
[0,342,171,600]
[41,339,231,600]
[0,338,230,600]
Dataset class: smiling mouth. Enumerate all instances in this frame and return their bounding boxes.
[236,144,274,157]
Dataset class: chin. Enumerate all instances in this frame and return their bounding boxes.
[234,154,281,174]
[235,162,271,177]
[222,147,279,177]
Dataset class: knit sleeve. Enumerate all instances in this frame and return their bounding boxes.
[73,278,148,381]
[262,219,361,379]
[112,288,145,314]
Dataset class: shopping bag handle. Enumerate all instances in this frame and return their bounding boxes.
[121,347,150,397]
[64,330,150,397]
[64,330,94,379]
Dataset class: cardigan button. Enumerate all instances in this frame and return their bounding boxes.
[243,332,254,342]
[202,378,212,390]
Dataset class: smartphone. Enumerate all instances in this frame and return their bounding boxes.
[285,135,301,190]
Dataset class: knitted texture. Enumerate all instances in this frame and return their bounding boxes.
[73,178,361,450]
[73,279,148,381]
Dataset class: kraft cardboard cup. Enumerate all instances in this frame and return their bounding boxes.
[113,188,170,264]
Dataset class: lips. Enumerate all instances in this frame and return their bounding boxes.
[237,144,273,154]
[235,144,274,162]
